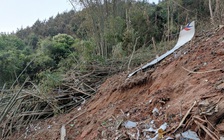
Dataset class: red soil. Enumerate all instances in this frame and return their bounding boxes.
[11,27,224,140]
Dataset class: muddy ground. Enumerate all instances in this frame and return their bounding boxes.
[10,28,224,140]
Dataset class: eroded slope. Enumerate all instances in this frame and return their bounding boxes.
[12,28,224,140]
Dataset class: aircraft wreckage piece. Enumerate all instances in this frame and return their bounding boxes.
[128,21,195,78]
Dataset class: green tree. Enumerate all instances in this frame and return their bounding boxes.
[0,34,29,86]
[39,34,75,65]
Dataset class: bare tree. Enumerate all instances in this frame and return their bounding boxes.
[214,0,222,23]
[208,0,214,25]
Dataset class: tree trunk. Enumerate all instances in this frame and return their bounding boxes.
[112,0,117,17]
[167,0,170,50]
[214,0,221,22]
[215,0,219,14]
[209,0,214,25]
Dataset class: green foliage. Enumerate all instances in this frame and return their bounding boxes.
[73,39,97,63]
[0,34,25,50]
[53,33,75,46]
[112,42,125,59]
[122,27,136,55]
[37,70,62,92]
[29,54,56,76]
[0,35,29,86]
[2,0,222,90]
[57,52,78,71]
[40,34,75,64]
[27,33,39,49]
[104,16,125,50]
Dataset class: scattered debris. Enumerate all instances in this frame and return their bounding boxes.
[3,21,224,140]
[173,101,197,133]
[77,107,82,111]
[123,120,137,129]
[176,130,200,140]
[152,107,159,116]
[142,120,157,133]
[198,100,218,116]
[194,120,219,140]
[47,125,52,129]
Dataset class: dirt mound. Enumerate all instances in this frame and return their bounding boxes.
[10,28,224,140]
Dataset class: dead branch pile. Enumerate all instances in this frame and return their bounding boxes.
[0,61,124,138]
[54,60,125,111]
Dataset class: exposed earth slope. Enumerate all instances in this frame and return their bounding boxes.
[12,27,224,140]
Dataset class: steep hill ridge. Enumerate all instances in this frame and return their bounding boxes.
[12,27,224,140]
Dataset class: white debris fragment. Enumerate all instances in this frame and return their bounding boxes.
[165,136,174,140]
[182,130,200,140]
[108,118,113,121]
[143,120,157,133]
[80,96,86,104]
[128,21,195,77]
[136,127,140,140]
[157,122,168,132]
[220,136,224,140]
[152,107,159,116]
[77,107,82,111]
[176,130,200,140]
[123,121,137,128]
[127,132,136,138]
[47,125,52,129]
[143,127,157,132]
[198,99,209,107]
[126,113,130,117]
[145,122,168,140]
[147,134,158,140]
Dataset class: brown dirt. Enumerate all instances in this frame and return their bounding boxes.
[10,28,224,140]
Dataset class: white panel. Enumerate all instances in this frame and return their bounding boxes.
[128,21,195,77]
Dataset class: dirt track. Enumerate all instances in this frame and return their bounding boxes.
[11,28,224,140]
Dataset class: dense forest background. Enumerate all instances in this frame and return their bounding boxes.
[0,0,223,90]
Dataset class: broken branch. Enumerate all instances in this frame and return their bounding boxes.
[194,120,218,140]
[173,100,197,133]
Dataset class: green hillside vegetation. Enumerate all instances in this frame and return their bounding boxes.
[0,0,223,89]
